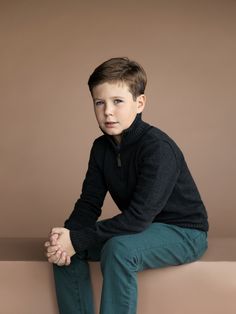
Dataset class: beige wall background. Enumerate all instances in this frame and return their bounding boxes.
[1,0,235,238]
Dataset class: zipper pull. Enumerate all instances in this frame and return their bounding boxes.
[117,153,122,167]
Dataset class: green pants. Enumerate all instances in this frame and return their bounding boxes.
[53,223,208,314]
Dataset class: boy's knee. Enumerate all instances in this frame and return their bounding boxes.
[101,236,139,270]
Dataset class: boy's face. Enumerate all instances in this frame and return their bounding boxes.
[92,81,146,143]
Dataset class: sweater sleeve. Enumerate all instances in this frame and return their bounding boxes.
[64,140,107,231]
[70,139,181,252]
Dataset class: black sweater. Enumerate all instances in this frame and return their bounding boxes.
[65,113,209,253]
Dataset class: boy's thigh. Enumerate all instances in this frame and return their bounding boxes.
[101,223,208,271]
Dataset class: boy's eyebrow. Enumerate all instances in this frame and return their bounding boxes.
[93,96,125,101]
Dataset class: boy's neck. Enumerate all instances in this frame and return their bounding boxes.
[112,134,122,145]
[100,113,147,148]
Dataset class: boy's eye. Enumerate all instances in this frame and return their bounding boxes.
[114,99,122,104]
[95,101,104,106]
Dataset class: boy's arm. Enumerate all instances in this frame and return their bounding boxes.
[70,140,181,252]
[64,140,108,231]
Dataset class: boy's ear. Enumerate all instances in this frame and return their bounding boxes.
[136,94,146,113]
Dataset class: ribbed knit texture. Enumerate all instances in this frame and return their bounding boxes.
[65,113,209,253]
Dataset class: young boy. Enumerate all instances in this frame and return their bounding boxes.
[44,57,209,314]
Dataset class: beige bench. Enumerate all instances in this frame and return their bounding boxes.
[0,237,236,314]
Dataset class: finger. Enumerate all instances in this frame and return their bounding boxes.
[50,233,59,245]
[50,232,59,239]
[46,244,62,256]
[51,227,64,235]
[44,243,58,257]
[45,250,56,258]
[44,241,50,247]
[56,252,67,266]
[48,250,62,263]
[47,245,60,253]
[48,255,59,264]
[48,230,56,238]
[48,253,59,263]
[65,255,71,266]
[46,250,58,258]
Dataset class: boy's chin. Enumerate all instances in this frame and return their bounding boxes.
[106,130,122,137]
[100,125,122,135]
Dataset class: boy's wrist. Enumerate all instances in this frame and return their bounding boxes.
[69,230,79,253]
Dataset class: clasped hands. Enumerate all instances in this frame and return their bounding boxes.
[44,227,76,266]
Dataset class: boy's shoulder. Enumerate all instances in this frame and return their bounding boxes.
[141,123,183,155]
[138,125,185,172]
[92,134,108,147]
[90,135,110,160]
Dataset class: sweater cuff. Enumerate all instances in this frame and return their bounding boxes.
[64,219,83,231]
[70,228,98,253]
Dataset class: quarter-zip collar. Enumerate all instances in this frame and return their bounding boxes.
[99,113,152,153]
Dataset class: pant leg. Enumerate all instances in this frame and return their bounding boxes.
[99,223,208,314]
[53,248,102,314]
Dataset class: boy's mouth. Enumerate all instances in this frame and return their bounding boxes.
[105,122,118,128]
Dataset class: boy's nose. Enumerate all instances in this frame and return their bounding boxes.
[104,104,114,116]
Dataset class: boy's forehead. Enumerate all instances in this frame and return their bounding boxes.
[92,81,131,99]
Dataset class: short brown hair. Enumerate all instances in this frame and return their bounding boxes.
[88,57,147,100]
